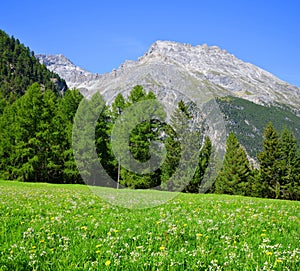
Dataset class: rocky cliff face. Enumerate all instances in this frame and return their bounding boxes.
[36,54,101,93]
[37,41,300,114]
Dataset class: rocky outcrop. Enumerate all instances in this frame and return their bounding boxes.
[36,54,101,90]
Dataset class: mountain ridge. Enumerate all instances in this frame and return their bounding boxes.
[37,40,300,114]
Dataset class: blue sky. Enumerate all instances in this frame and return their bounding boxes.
[1,0,300,86]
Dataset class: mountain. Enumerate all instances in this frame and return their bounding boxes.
[37,40,300,112]
[37,41,300,159]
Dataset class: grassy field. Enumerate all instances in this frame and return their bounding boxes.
[0,181,299,270]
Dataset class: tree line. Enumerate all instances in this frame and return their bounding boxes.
[0,83,299,200]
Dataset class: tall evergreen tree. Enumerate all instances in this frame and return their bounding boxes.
[186,136,212,193]
[52,89,83,183]
[258,122,282,198]
[161,100,200,192]
[116,86,165,189]
[280,128,300,200]
[215,132,252,195]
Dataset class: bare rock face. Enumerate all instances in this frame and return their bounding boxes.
[36,54,101,90]
[37,41,300,113]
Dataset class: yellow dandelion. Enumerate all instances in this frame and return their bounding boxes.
[183,224,187,227]
[32,246,36,249]
[96,244,101,248]
[260,233,266,237]
[159,246,165,251]
[276,259,283,263]
[20,221,25,224]
[40,240,45,243]
[105,260,111,266]
[156,221,161,225]
[96,250,101,254]
[196,233,203,237]
[262,229,267,232]
[266,251,273,256]
[107,231,111,236]
[113,229,118,233]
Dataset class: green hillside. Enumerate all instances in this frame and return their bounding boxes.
[217,96,300,158]
[0,29,67,103]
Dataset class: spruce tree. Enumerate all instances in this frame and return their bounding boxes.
[161,100,200,192]
[215,132,252,195]
[280,128,300,200]
[258,122,282,198]
[186,136,212,193]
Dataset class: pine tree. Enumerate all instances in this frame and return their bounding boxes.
[258,122,282,198]
[280,128,300,200]
[161,100,200,192]
[52,89,83,183]
[186,136,212,193]
[215,132,252,195]
[116,87,165,189]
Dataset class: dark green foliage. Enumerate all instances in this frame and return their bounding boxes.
[118,86,165,189]
[161,100,201,192]
[280,128,300,200]
[217,96,300,158]
[258,123,283,198]
[0,84,83,183]
[0,29,67,101]
[215,132,252,196]
[186,136,212,193]
[258,123,300,199]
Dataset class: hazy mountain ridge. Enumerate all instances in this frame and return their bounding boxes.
[37,40,300,113]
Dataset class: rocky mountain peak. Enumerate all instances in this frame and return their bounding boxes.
[36,41,300,113]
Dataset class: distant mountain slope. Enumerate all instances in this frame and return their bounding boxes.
[0,29,67,101]
[217,96,300,158]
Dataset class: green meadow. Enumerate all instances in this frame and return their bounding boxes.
[0,180,299,270]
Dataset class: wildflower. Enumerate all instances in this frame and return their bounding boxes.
[183,224,187,227]
[81,226,88,231]
[261,233,266,237]
[107,231,111,236]
[159,246,165,251]
[266,251,273,256]
[276,259,283,263]
[32,246,36,249]
[40,240,45,243]
[105,260,111,266]
[113,229,118,233]
[96,250,101,254]
[196,233,203,237]
[96,244,101,248]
